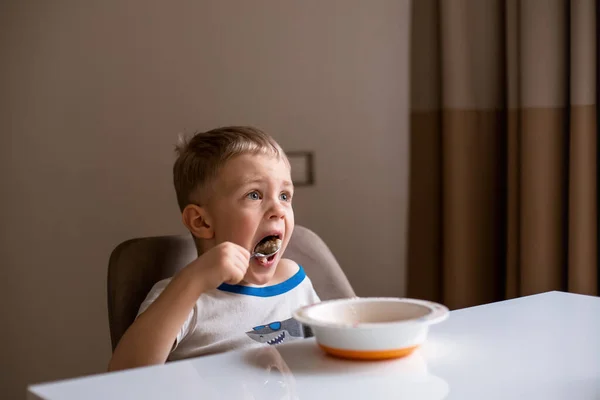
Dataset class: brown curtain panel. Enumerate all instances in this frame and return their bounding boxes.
[408,0,598,310]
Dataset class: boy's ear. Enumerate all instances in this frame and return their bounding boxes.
[182,204,214,239]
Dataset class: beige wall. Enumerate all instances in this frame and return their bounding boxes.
[0,0,410,396]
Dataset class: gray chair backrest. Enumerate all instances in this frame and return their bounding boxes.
[107,225,355,351]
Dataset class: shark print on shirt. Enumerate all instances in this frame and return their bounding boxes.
[245,318,304,345]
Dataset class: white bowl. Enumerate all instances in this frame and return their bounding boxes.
[293,297,448,360]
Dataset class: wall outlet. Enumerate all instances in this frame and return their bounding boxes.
[287,151,314,186]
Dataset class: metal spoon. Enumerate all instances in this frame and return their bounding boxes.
[251,246,282,259]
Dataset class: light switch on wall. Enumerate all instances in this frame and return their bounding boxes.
[287,151,314,186]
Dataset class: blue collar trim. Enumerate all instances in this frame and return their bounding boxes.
[217,265,306,297]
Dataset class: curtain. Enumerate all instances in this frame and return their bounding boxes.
[408,0,598,309]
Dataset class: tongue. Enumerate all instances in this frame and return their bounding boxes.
[256,256,268,265]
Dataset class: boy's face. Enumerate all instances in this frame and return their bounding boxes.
[204,153,294,285]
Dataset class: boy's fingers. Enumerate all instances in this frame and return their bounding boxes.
[232,252,247,269]
[227,249,248,268]
[235,252,251,267]
[221,242,250,259]
[235,243,251,258]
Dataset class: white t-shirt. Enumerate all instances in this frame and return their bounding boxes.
[137,265,321,361]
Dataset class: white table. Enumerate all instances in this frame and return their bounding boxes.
[28,291,600,399]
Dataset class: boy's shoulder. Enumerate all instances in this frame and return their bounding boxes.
[276,258,300,282]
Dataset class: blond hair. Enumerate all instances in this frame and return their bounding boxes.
[173,126,287,211]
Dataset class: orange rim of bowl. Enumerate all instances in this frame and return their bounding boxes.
[319,344,419,360]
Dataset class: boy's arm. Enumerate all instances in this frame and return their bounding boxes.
[107,266,207,371]
[107,242,250,372]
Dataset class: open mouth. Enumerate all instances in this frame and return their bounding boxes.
[253,235,282,266]
[267,331,286,345]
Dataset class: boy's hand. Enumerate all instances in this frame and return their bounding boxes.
[108,242,250,372]
[192,242,251,289]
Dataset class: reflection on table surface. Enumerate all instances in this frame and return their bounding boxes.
[187,340,449,400]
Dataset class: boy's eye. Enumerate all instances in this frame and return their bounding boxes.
[280,192,292,202]
[247,191,261,200]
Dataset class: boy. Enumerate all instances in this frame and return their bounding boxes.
[108,126,320,371]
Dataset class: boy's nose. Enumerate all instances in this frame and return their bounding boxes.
[267,202,286,219]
